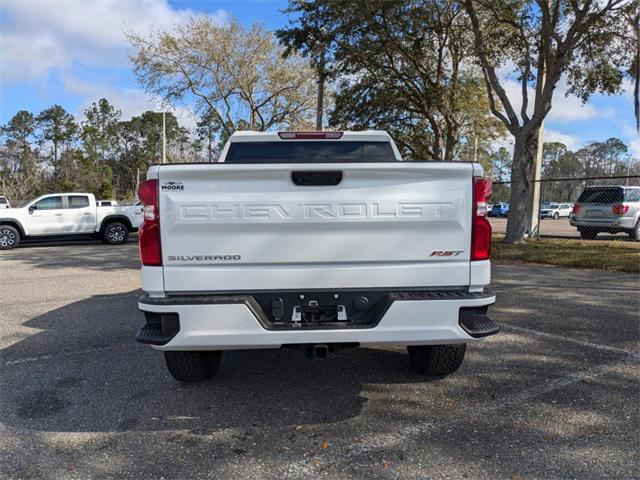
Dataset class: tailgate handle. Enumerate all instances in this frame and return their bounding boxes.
[292,171,342,186]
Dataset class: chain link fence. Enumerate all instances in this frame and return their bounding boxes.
[490,175,640,240]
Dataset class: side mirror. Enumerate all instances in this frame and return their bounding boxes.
[28,205,36,213]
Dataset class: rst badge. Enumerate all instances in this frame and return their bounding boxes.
[430,250,463,257]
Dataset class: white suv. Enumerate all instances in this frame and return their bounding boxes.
[540,203,572,219]
[0,196,10,209]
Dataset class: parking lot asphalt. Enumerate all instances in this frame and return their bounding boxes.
[489,217,633,240]
[0,241,638,479]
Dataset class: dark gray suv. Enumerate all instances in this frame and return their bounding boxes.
[570,186,640,240]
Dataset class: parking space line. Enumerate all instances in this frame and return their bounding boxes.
[494,285,639,293]
[500,323,640,359]
[2,343,138,366]
[369,353,637,448]
[280,353,638,478]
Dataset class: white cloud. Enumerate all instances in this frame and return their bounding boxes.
[0,0,228,81]
[63,75,198,130]
[620,79,635,100]
[492,135,516,156]
[500,77,604,124]
[621,122,639,138]
[1,31,69,80]
[547,93,602,122]
[63,75,160,119]
[618,122,640,158]
[489,128,580,154]
[543,129,580,151]
[629,138,640,158]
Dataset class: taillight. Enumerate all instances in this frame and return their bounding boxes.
[471,177,492,261]
[137,179,162,266]
[572,204,581,215]
[278,131,344,139]
[612,204,629,215]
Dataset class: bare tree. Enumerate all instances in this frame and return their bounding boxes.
[0,149,43,202]
[128,18,317,138]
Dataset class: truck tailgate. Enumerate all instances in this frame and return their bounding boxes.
[158,162,473,292]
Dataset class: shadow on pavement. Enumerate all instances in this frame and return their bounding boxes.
[0,290,429,434]
[3,240,139,271]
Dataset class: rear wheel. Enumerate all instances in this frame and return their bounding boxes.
[164,351,222,382]
[407,344,466,376]
[0,225,20,250]
[103,222,129,245]
[579,227,598,240]
[629,221,640,241]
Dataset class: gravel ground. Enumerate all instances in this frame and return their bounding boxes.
[0,240,638,479]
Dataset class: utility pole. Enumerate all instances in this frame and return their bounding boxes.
[531,122,544,239]
[529,0,553,239]
[315,48,326,131]
[473,136,478,163]
[162,111,167,164]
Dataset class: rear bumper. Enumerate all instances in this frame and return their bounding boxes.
[570,216,635,229]
[137,289,497,350]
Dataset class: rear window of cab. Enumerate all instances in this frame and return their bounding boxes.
[225,141,397,163]
[577,188,624,204]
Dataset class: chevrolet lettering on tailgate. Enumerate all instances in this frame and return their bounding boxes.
[178,201,455,222]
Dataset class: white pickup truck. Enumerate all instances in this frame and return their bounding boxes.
[0,192,142,249]
[136,131,498,382]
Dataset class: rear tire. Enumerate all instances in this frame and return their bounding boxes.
[407,344,466,376]
[164,350,221,383]
[579,227,598,240]
[0,225,20,250]
[103,222,129,245]
[629,221,640,241]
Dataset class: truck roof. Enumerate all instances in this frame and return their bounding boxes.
[35,192,94,197]
[227,130,394,143]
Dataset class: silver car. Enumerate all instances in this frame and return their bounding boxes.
[570,186,640,240]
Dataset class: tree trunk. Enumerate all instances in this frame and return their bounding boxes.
[443,127,456,161]
[504,127,539,243]
[53,141,58,179]
[316,50,326,131]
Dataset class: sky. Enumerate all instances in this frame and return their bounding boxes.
[0,0,638,157]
